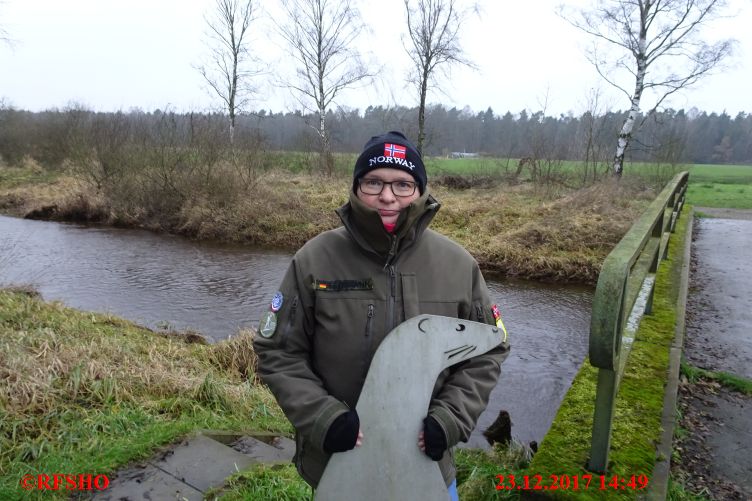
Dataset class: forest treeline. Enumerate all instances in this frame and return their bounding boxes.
[0,104,750,169]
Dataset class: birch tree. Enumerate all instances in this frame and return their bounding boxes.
[198,0,259,145]
[403,0,475,154]
[561,0,734,176]
[278,0,373,174]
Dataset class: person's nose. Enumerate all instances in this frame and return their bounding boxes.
[379,183,398,203]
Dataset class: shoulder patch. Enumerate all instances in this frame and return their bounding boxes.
[491,304,508,342]
[258,311,278,338]
[270,291,284,312]
[313,278,374,292]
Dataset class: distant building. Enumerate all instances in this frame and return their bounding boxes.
[449,152,479,159]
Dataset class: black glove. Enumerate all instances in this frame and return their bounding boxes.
[423,415,448,461]
[323,410,360,454]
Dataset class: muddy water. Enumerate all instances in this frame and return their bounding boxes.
[0,215,592,446]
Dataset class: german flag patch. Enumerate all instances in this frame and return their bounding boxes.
[491,304,508,342]
[313,278,374,292]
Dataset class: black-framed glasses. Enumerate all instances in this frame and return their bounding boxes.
[358,178,417,197]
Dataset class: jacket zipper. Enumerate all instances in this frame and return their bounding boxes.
[387,265,397,332]
[366,303,375,337]
[475,303,484,323]
[363,304,375,370]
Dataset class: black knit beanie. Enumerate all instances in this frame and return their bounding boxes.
[352,131,427,194]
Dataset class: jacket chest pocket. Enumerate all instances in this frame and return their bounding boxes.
[418,300,461,318]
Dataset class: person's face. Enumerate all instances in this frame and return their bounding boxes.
[356,168,421,225]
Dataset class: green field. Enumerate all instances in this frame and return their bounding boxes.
[685,163,752,184]
[686,183,751,209]
[425,157,752,180]
[421,157,752,209]
[683,164,752,209]
[195,150,752,209]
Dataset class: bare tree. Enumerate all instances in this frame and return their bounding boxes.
[0,1,9,42]
[198,0,259,145]
[279,0,373,174]
[403,0,475,154]
[560,0,734,176]
[578,88,613,184]
[0,22,10,46]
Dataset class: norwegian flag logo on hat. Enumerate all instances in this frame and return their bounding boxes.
[384,143,407,159]
[352,131,427,195]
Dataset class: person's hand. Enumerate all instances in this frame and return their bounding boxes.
[418,416,447,461]
[323,410,363,453]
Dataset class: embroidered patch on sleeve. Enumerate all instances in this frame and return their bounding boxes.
[258,311,278,338]
[491,304,508,342]
[313,278,374,292]
[270,291,284,312]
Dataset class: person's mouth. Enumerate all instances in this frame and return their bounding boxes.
[378,209,400,217]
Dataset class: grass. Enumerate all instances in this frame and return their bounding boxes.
[0,157,732,499]
[211,438,536,499]
[0,161,60,189]
[454,442,534,500]
[0,163,657,284]
[684,163,752,184]
[427,157,519,177]
[667,476,713,501]
[684,182,751,209]
[208,464,312,500]
[3,157,747,285]
[425,158,752,181]
[0,286,538,501]
[424,158,752,209]
[679,360,752,395]
[0,288,290,500]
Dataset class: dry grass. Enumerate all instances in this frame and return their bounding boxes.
[0,293,266,416]
[0,289,286,484]
[208,329,260,384]
[430,178,655,283]
[0,174,86,218]
[1,165,657,283]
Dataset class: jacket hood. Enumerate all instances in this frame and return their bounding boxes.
[335,190,441,260]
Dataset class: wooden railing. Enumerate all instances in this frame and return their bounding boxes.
[588,171,689,472]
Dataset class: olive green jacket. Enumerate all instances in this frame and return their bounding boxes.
[253,190,510,487]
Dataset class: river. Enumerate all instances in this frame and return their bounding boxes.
[0,214,593,447]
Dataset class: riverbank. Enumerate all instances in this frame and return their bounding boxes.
[0,287,290,500]
[0,161,659,284]
[0,287,536,500]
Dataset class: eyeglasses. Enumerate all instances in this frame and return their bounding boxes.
[358,178,417,197]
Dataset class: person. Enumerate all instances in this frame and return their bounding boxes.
[253,131,510,500]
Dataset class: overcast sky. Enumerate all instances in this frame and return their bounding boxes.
[1,0,751,116]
